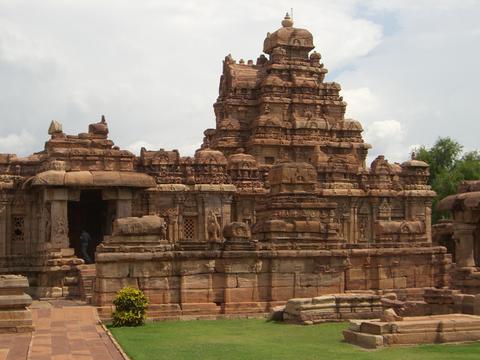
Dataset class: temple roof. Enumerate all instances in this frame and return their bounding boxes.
[438,192,480,211]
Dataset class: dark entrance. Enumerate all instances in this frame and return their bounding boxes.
[68,190,111,263]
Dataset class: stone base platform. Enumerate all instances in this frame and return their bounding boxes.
[97,301,272,322]
[343,313,480,349]
[0,275,34,333]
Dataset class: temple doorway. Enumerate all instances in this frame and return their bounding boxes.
[68,190,113,263]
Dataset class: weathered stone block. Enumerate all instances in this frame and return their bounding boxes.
[95,278,138,293]
[131,261,173,277]
[237,274,258,288]
[96,263,130,278]
[143,289,180,304]
[139,276,180,290]
[270,286,295,301]
[267,306,285,321]
[182,289,211,304]
[183,274,211,289]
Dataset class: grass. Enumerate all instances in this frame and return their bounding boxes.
[110,319,480,360]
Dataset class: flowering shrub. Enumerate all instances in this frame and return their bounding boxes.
[112,287,148,327]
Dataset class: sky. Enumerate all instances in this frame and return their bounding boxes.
[0,0,479,164]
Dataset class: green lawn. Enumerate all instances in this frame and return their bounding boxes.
[110,319,480,360]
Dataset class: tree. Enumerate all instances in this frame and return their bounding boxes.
[414,138,480,223]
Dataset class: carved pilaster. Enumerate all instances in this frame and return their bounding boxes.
[221,194,233,227]
[405,198,416,220]
[50,200,68,249]
[350,198,358,244]
[425,200,432,242]
[453,223,477,268]
[0,200,7,257]
[371,199,379,241]
[198,194,207,242]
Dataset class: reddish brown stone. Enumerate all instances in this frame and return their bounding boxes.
[0,15,450,319]
[344,313,480,349]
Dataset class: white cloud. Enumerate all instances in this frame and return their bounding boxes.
[0,130,35,155]
[343,87,380,119]
[126,140,156,155]
[342,87,408,162]
[0,0,478,167]
[0,0,383,157]
[366,119,404,142]
[178,142,202,157]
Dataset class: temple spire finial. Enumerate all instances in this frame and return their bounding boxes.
[48,120,63,135]
[282,12,293,28]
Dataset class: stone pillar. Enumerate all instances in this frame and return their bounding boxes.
[44,188,69,249]
[50,200,69,248]
[114,189,133,218]
[454,223,477,268]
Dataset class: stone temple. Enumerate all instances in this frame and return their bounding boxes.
[0,15,451,318]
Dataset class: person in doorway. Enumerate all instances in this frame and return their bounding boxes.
[80,230,93,264]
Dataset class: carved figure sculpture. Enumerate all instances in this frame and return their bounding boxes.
[207,211,222,242]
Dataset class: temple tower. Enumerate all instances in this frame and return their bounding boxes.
[204,13,371,187]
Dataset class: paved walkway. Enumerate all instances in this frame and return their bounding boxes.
[0,301,124,360]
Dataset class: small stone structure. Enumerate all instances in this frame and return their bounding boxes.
[281,287,480,326]
[0,275,33,333]
[437,180,480,294]
[381,287,480,317]
[343,313,480,349]
[283,293,389,324]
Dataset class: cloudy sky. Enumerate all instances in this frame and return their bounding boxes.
[0,0,479,164]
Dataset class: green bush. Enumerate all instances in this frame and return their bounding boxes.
[112,287,148,327]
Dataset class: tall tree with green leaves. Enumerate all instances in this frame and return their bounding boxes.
[414,137,480,223]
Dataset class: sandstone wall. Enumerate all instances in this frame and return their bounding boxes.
[94,246,449,319]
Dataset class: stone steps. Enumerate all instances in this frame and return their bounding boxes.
[78,264,97,304]
[344,313,480,349]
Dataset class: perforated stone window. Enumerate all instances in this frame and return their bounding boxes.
[184,217,196,240]
[264,156,275,165]
[12,216,24,241]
